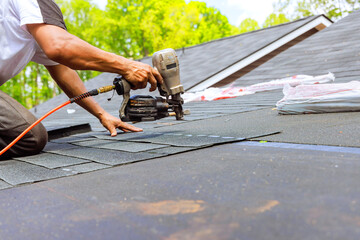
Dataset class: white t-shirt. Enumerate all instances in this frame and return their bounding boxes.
[0,0,67,85]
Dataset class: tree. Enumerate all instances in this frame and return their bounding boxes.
[105,0,238,59]
[0,61,60,108]
[262,13,290,28]
[57,0,105,80]
[238,18,260,33]
[274,0,360,21]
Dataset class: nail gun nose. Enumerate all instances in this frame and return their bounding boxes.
[169,109,190,117]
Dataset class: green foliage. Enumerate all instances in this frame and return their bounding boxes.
[274,0,360,21]
[237,13,290,34]
[238,18,260,33]
[0,63,61,108]
[263,13,290,28]
[57,0,104,80]
[104,0,237,59]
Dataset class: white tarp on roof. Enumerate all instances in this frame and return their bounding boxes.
[183,73,335,103]
[277,80,360,114]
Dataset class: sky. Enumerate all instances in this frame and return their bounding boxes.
[91,0,278,26]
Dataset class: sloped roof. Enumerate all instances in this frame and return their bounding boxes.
[11,10,355,187]
[231,10,360,87]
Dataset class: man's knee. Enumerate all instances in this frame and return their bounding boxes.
[30,122,48,154]
[0,122,48,160]
[0,90,48,159]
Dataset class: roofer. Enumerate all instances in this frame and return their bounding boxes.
[0,0,163,159]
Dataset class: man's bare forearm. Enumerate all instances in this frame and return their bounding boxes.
[27,24,163,91]
[45,65,106,119]
[29,24,129,74]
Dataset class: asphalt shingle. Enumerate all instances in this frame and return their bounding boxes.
[0,10,359,239]
[0,180,12,190]
[43,142,79,153]
[146,146,195,155]
[50,147,166,166]
[14,153,90,169]
[61,163,110,174]
[0,161,71,185]
[94,131,247,148]
[72,139,169,152]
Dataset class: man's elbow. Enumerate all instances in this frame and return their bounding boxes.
[43,47,61,62]
[42,34,78,63]
[42,40,68,63]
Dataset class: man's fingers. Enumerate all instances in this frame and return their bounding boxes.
[152,68,163,85]
[109,126,118,137]
[124,62,163,91]
[140,79,148,89]
[148,73,158,92]
[120,128,130,133]
[118,122,143,132]
[100,111,143,136]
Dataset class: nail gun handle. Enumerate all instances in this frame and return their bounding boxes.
[155,67,168,97]
[113,75,131,121]
[113,75,130,95]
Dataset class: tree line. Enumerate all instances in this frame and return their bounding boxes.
[1,0,358,108]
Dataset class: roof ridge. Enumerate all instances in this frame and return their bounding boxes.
[139,15,326,62]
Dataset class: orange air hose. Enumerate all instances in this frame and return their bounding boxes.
[0,100,71,156]
[0,85,115,157]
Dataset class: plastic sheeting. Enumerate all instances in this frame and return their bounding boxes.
[184,73,335,103]
[277,81,360,114]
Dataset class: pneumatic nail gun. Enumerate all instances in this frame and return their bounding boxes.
[112,48,185,122]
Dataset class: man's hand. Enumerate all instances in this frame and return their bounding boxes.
[46,65,142,136]
[99,112,142,136]
[122,60,163,92]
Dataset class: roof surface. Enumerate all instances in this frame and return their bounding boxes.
[1,12,360,239]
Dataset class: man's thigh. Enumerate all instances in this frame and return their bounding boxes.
[0,90,48,159]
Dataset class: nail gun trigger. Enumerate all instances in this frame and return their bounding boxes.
[107,89,116,101]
